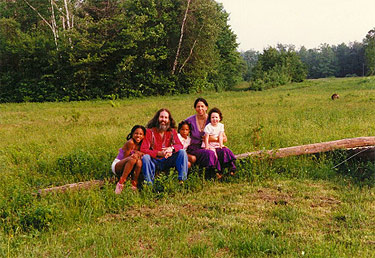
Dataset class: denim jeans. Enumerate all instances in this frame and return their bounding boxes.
[142,149,188,183]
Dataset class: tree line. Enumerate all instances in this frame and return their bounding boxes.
[242,28,375,90]
[0,0,244,103]
[2,0,375,102]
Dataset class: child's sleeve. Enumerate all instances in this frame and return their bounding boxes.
[203,124,211,135]
[171,129,183,152]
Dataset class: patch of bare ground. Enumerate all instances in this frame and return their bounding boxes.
[310,196,341,207]
[97,202,207,224]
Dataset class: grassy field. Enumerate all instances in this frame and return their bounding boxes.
[1,77,375,257]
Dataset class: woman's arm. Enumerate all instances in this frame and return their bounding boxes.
[209,132,227,143]
[204,134,210,149]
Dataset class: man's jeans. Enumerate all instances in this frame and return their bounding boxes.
[142,149,188,183]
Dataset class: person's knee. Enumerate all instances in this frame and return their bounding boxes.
[136,159,142,168]
[189,154,196,163]
[129,158,137,165]
[177,149,187,157]
[142,154,151,163]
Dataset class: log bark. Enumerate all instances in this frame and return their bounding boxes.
[37,179,115,196]
[235,136,375,159]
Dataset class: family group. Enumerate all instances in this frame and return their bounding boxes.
[111,98,237,194]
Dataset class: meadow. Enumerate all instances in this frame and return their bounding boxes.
[1,77,375,257]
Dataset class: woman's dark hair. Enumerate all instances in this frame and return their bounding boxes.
[126,125,146,141]
[194,97,208,108]
[178,120,192,135]
[208,107,223,122]
[146,108,176,130]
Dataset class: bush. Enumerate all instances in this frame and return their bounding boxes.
[249,46,307,90]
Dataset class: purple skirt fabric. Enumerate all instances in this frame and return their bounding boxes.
[187,144,236,172]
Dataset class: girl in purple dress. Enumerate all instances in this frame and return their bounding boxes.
[112,125,146,193]
[185,98,236,175]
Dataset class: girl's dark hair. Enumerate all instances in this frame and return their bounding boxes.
[178,120,192,134]
[126,125,146,141]
[194,97,208,108]
[208,107,223,122]
[146,108,176,130]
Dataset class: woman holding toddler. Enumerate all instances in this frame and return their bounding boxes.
[185,98,236,176]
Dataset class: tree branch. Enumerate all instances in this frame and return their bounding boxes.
[23,0,53,31]
[172,0,191,75]
[178,24,203,74]
[23,0,58,48]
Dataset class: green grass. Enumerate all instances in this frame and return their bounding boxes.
[1,77,375,256]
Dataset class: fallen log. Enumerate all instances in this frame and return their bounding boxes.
[38,137,375,195]
[235,136,375,159]
[37,179,115,196]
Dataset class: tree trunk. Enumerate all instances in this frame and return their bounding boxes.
[172,0,191,75]
[50,0,59,49]
[178,25,203,74]
[23,0,58,49]
[63,0,73,47]
[235,136,375,159]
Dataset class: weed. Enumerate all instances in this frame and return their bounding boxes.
[63,110,82,123]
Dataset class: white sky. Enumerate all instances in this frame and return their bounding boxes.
[217,0,375,52]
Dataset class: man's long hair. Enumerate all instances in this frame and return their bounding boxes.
[146,108,176,130]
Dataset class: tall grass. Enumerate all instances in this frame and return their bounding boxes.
[1,77,375,256]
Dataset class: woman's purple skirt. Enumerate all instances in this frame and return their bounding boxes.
[187,144,236,172]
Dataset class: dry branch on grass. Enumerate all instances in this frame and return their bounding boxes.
[37,179,115,196]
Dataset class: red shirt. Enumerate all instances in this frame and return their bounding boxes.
[140,128,183,159]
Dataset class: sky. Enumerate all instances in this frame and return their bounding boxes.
[217,0,375,52]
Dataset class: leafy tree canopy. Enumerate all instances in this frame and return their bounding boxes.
[0,0,243,102]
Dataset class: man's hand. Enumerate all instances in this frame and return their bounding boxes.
[162,147,173,159]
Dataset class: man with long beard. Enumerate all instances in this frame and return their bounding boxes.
[140,108,188,184]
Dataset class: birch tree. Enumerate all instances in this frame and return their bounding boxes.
[172,0,191,74]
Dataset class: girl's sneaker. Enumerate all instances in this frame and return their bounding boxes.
[131,180,138,191]
[115,182,124,194]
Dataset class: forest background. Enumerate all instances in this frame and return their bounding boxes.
[1,0,375,101]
